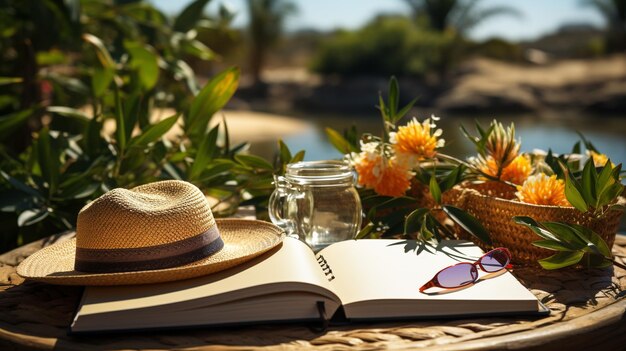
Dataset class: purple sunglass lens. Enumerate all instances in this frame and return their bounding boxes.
[480,249,510,272]
[436,263,478,288]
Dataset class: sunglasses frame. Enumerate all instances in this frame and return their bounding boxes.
[419,247,513,293]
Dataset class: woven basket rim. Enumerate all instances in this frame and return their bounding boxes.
[453,182,626,210]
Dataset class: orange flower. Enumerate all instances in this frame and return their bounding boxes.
[501,155,532,185]
[515,173,571,207]
[352,143,384,189]
[390,116,444,160]
[351,143,413,197]
[480,154,532,185]
[373,158,413,197]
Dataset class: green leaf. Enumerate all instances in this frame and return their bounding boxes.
[174,0,212,33]
[595,159,614,192]
[611,163,622,179]
[595,161,622,208]
[460,122,493,156]
[377,93,388,121]
[440,165,465,193]
[544,149,563,178]
[45,72,89,95]
[235,154,274,171]
[442,205,492,245]
[597,183,624,209]
[371,196,417,210]
[0,171,42,199]
[186,67,239,142]
[278,140,292,165]
[291,150,305,163]
[513,216,559,241]
[567,223,612,258]
[124,41,159,91]
[0,109,34,141]
[197,160,236,183]
[37,127,60,196]
[413,167,429,185]
[17,208,50,227]
[532,239,575,251]
[419,219,434,241]
[609,204,625,212]
[404,208,429,235]
[0,77,22,86]
[388,76,399,120]
[84,117,103,157]
[571,141,581,155]
[163,163,183,180]
[356,222,375,239]
[576,131,599,153]
[36,49,67,66]
[47,106,90,122]
[221,115,230,153]
[0,189,35,213]
[429,175,441,204]
[561,163,588,212]
[396,97,418,122]
[426,214,445,241]
[59,180,100,200]
[541,222,587,248]
[538,251,584,270]
[92,68,113,97]
[82,33,115,69]
[189,125,219,180]
[113,87,127,155]
[128,115,178,148]
[181,39,215,61]
[580,159,597,205]
[325,127,352,155]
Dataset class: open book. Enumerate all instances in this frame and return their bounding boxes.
[71,238,547,333]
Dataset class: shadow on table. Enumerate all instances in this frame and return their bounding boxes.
[2,280,327,350]
[513,265,619,310]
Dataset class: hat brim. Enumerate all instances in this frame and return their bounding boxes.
[17,219,284,286]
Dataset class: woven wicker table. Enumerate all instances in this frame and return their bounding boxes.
[1,232,625,351]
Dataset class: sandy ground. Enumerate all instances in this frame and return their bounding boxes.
[460,55,626,89]
[102,108,311,147]
[437,54,626,112]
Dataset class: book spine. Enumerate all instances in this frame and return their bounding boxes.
[316,255,335,282]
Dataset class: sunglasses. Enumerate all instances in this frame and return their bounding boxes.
[419,248,512,293]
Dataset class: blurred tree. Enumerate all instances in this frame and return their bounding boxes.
[583,0,626,52]
[0,0,81,152]
[402,0,519,34]
[401,0,519,80]
[312,16,455,79]
[0,0,220,156]
[246,0,297,86]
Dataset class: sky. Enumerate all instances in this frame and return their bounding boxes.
[152,0,606,42]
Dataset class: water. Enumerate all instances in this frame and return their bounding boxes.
[280,113,626,166]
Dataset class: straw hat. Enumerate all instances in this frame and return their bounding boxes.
[17,180,284,286]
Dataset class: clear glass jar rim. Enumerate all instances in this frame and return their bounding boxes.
[285,160,354,185]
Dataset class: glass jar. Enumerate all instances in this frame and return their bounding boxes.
[269,160,362,251]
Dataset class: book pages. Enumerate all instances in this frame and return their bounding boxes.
[319,239,539,318]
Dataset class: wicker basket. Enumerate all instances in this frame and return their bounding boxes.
[446,181,625,266]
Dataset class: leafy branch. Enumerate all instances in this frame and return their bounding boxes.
[558,158,623,217]
[514,216,625,270]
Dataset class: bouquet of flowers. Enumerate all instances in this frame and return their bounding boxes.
[326,77,625,270]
